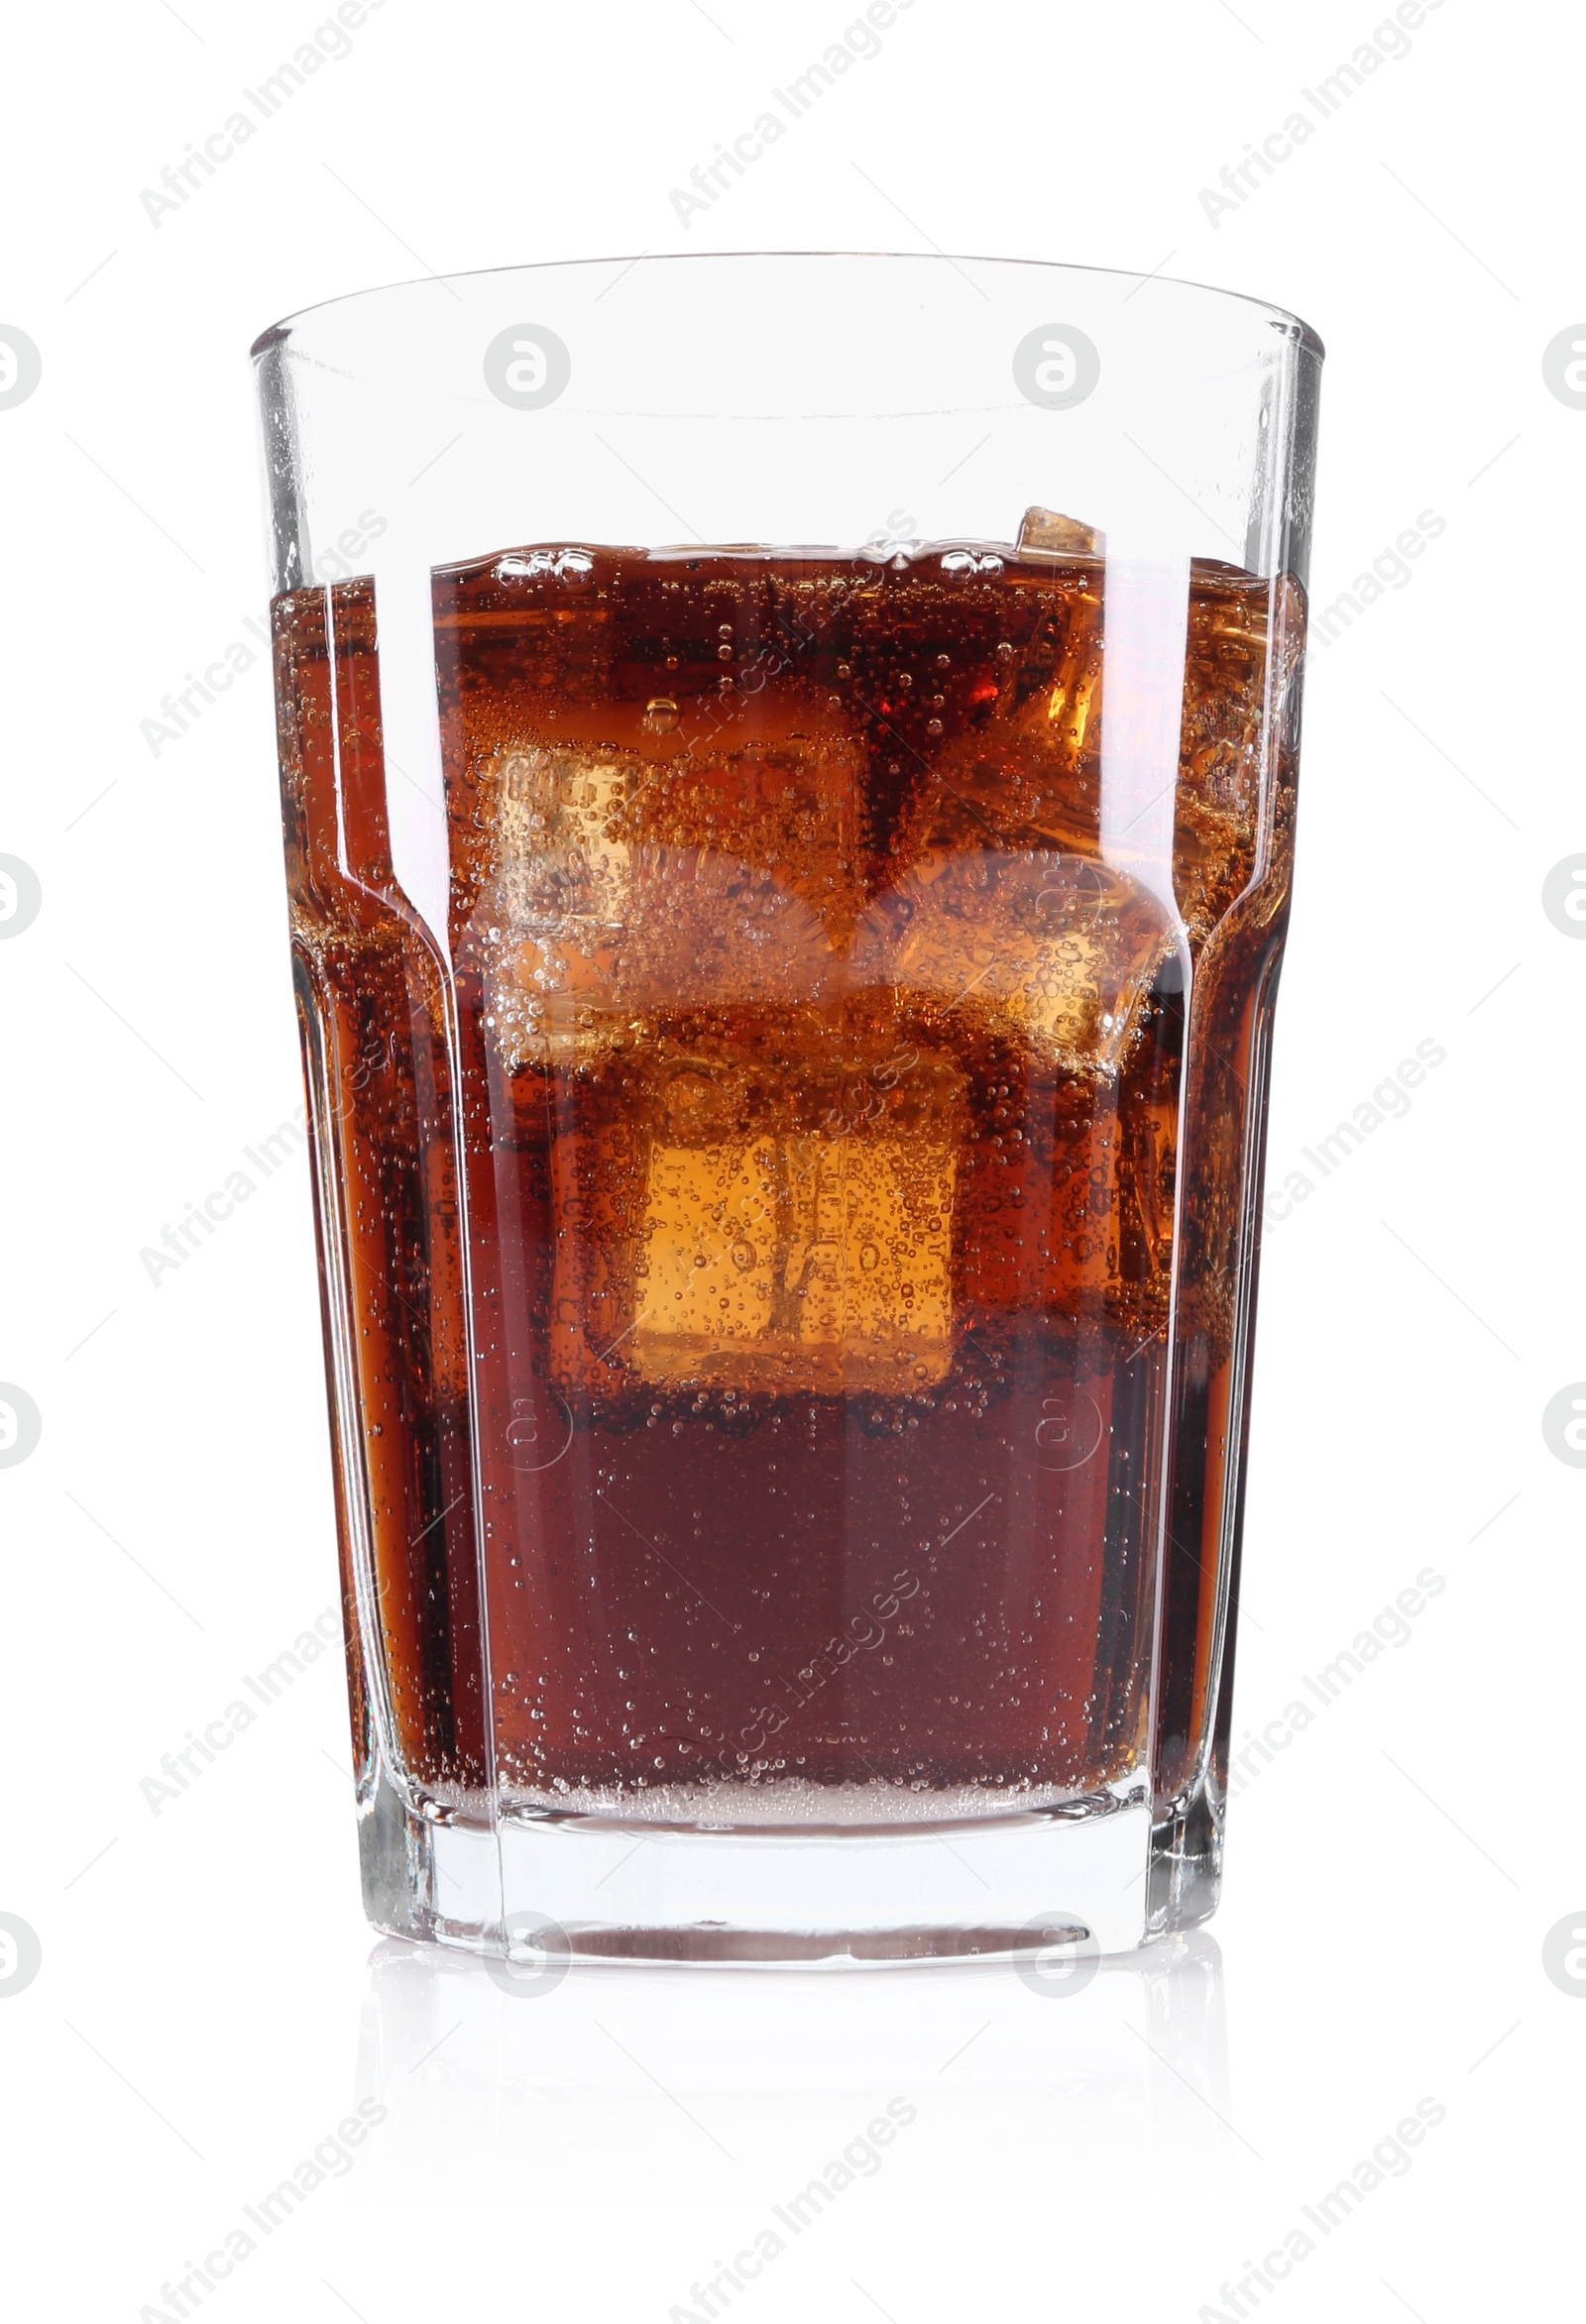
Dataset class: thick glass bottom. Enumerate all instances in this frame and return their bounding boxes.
[357,1747,1222,1964]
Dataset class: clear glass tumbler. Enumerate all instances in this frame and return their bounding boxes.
[253,255,1321,1963]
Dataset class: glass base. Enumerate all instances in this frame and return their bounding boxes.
[359,1749,1223,1963]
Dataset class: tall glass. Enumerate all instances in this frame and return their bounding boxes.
[253,255,1321,1963]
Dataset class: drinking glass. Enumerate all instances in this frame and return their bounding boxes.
[253,254,1321,1963]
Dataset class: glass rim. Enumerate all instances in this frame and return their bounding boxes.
[250,249,1325,365]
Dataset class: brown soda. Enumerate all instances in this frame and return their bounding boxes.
[273,533,1302,1825]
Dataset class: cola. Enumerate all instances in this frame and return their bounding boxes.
[273,522,1302,1826]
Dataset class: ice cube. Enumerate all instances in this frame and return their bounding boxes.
[633,1138,782,1377]
[852,849,1175,1076]
[1017,505,1105,558]
[885,566,1106,863]
[615,845,837,1015]
[478,848,839,1073]
[613,723,866,946]
[469,736,844,1068]
[622,1125,956,1393]
[547,1036,963,1397]
[463,743,630,1064]
[780,1132,955,1387]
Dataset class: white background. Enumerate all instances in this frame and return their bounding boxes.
[2,2,1581,2316]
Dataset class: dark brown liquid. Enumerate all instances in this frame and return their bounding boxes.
[275,540,1301,1825]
